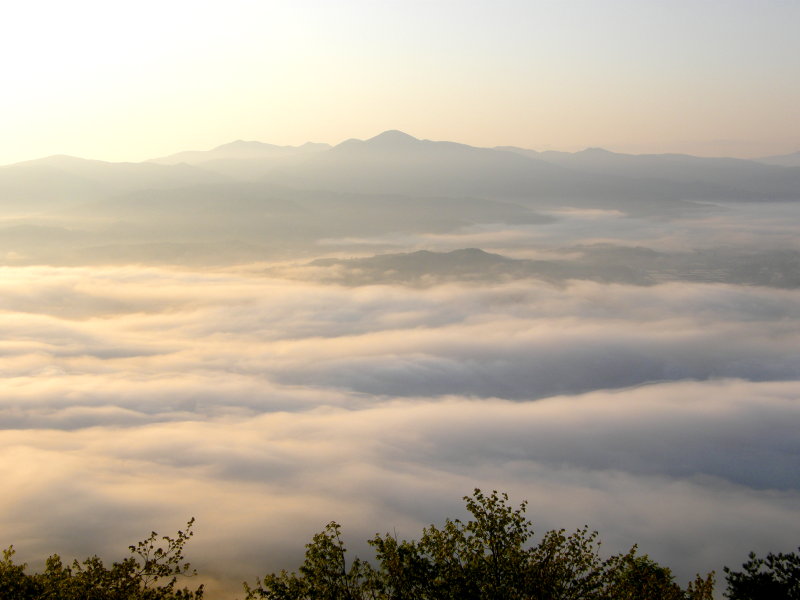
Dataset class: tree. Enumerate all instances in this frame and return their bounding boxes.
[244,521,372,600]
[724,548,800,600]
[246,488,715,600]
[526,525,606,600]
[0,519,203,600]
[602,551,698,600]
[368,532,431,600]
[0,546,38,600]
[405,489,537,600]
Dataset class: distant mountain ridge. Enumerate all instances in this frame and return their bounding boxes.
[755,150,800,168]
[266,130,618,201]
[0,154,227,210]
[149,139,331,164]
[147,139,332,180]
[305,246,800,289]
[260,131,800,203]
[4,131,800,213]
[496,144,800,199]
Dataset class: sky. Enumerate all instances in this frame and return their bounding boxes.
[2,0,800,165]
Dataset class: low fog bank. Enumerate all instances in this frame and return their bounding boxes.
[3,384,799,597]
[1,264,798,596]
[1,267,799,407]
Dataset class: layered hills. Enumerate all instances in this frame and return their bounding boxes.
[1,130,798,268]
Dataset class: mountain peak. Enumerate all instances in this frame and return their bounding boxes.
[331,130,421,153]
[213,140,281,151]
[580,147,614,155]
[366,130,420,145]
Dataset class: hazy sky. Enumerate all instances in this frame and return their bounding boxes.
[3,0,799,165]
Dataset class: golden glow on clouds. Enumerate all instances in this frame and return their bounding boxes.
[0,234,798,596]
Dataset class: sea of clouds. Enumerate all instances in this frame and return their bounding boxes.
[2,249,799,596]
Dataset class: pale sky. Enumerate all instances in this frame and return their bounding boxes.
[2,0,799,165]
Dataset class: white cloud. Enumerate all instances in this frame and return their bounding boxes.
[1,264,798,597]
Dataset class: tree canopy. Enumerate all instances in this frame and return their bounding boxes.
[0,519,202,600]
[244,489,715,600]
[724,548,800,600]
[2,490,798,600]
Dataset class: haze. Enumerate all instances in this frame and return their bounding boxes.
[2,2,800,599]
[2,0,799,165]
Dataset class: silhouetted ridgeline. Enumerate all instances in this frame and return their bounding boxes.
[2,491,797,599]
[2,130,799,267]
[302,247,800,288]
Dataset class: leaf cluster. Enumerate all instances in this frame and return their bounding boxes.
[0,519,203,600]
[724,548,800,600]
[244,489,715,600]
[3,493,797,600]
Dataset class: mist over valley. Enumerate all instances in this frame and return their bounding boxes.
[2,131,799,597]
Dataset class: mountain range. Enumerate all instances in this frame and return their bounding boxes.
[301,246,800,289]
[4,130,799,208]
[1,130,798,267]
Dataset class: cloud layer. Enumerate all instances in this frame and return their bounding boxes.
[1,263,798,597]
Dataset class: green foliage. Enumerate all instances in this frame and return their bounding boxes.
[0,519,202,600]
[243,522,371,600]
[8,494,794,600]
[0,547,38,600]
[526,526,606,600]
[601,550,712,600]
[368,532,431,600]
[724,548,800,600]
[246,489,715,600]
